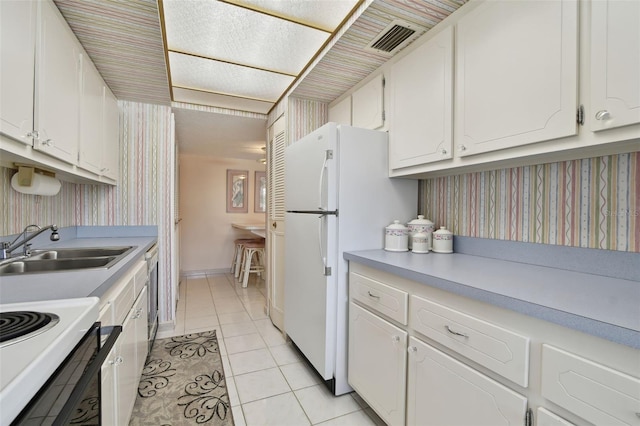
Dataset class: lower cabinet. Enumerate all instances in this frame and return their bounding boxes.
[407,336,528,425]
[100,261,148,425]
[348,302,407,426]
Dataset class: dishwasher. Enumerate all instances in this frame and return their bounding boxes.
[145,243,159,352]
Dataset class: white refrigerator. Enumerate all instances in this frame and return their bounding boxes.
[284,123,417,395]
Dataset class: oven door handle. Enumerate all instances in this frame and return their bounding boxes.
[55,323,122,425]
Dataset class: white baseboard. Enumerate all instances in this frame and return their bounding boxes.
[182,268,230,278]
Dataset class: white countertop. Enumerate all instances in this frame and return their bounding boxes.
[344,249,640,349]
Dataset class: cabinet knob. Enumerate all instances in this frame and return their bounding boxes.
[392,335,400,343]
[441,149,448,155]
[458,145,467,152]
[595,110,610,120]
[25,131,39,139]
[113,356,123,365]
[41,139,54,147]
[407,346,417,354]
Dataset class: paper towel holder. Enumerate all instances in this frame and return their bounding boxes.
[11,164,61,196]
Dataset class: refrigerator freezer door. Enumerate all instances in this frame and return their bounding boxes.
[285,123,337,212]
[284,211,337,380]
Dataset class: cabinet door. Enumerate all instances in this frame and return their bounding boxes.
[78,56,104,174]
[0,0,36,145]
[352,74,384,129]
[348,302,407,426]
[117,309,138,426]
[101,345,118,426]
[407,337,527,426]
[34,0,80,164]
[134,286,149,378]
[455,0,578,156]
[390,26,453,169]
[590,0,640,131]
[102,87,120,180]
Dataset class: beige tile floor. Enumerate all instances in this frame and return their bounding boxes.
[155,273,385,426]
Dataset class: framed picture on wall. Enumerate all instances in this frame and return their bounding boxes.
[227,169,248,213]
[254,171,266,213]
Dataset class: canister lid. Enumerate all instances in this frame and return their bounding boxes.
[408,215,434,225]
[386,220,408,230]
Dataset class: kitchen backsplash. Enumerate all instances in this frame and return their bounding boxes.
[419,151,639,252]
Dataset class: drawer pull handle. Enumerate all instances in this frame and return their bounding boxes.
[367,291,380,299]
[445,325,468,338]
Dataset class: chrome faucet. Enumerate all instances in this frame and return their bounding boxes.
[0,224,59,259]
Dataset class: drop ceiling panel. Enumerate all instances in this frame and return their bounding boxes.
[169,52,294,101]
[163,0,330,75]
[173,87,273,114]
[227,0,360,32]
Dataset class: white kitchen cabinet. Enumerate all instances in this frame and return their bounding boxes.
[454,0,578,157]
[79,56,105,175]
[78,57,120,181]
[328,96,351,126]
[541,344,640,426]
[99,260,148,426]
[536,408,575,426]
[34,0,80,164]
[0,0,36,145]
[390,26,453,170]
[102,87,120,181]
[352,73,385,130]
[407,336,528,426]
[348,302,407,426]
[590,0,640,132]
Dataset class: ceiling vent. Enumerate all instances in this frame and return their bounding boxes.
[365,20,426,56]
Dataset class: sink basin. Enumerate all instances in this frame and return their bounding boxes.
[0,257,117,275]
[29,246,134,260]
[0,246,137,275]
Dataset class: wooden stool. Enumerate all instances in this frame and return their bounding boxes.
[238,240,265,288]
[232,238,261,276]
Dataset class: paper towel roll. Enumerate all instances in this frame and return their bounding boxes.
[11,172,61,196]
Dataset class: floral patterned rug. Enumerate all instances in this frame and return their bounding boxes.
[129,330,233,425]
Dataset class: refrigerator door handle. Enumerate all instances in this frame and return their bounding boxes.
[318,150,333,210]
[318,214,331,276]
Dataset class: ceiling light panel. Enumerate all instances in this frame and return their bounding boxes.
[169,52,294,101]
[163,0,330,76]
[227,0,360,32]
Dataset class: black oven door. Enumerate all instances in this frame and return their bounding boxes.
[11,323,121,426]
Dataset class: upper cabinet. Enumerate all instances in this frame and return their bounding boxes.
[454,0,578,157]
[590,0,640,132]
[0,0,119,184]
[0,1,36,145]
[35,0,81,165]
[352,73,385,130]
[390,26,453,170]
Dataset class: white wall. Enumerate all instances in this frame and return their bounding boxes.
[179,154,266,274]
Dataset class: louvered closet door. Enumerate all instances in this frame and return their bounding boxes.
[268,116,286,331]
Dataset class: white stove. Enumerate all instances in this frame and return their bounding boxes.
[0,297,99,424]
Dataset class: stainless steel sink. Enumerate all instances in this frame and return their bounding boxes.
[0,246,136,275]
[29,246,134,260]
[0,257,117,275]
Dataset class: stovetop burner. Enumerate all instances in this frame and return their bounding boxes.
[0,311,60,347]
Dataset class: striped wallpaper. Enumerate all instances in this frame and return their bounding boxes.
[1,101,176,322]
[419,151,640,252]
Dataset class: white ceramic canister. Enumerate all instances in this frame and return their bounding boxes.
[407,215,435,249]
[411,231,430,253]
[432,226,453,253]
[384,220,409,252]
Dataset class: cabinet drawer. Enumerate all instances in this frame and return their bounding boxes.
[410,295,529,387]
[541,344,640,425]
[350,272,408,325]
[536,408,575,426]
[132,260,147,298]
[111,276,134,325]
